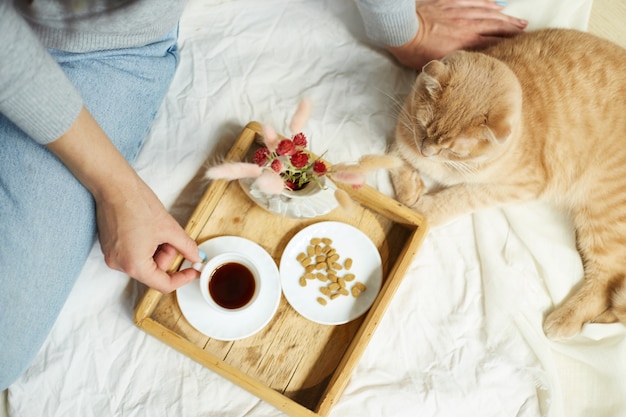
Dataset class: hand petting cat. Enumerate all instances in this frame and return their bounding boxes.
[387,0,528,70]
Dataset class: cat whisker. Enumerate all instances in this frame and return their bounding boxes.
[445,160,477,178]
[374,86,412,123]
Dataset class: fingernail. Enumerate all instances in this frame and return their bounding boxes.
[192,262,205,272]
[199,249,208,262]
[495,1,507,6]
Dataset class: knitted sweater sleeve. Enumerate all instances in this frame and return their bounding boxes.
[354,0,418,47]
[0,1,83,145]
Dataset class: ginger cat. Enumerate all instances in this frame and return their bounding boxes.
[389,28,626,339]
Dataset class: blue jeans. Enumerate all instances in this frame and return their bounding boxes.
[0,28,179,390]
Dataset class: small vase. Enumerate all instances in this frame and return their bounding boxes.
[281,179,323,199]
[239,176,338,218]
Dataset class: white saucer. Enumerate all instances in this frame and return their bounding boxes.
[176,236,281,341]
[279,221,382,325]
[238,177,338,219]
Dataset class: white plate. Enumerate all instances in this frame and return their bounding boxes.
[176,236,281,340]
[279,221,382,325]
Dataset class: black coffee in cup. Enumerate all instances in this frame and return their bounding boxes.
[208,262,256,309]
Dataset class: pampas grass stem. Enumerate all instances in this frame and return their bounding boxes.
[289,98,312,134]
[205,162,263,180]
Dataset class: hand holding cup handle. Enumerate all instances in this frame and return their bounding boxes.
[195,251,261,313]
[191,250,209,272]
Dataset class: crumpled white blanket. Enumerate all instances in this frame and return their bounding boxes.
[6,0,626,416]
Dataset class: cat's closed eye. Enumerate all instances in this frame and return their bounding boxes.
[443,147,463,157]
[421,139,465,159]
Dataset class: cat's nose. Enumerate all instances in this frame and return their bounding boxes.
[421,144,438,157]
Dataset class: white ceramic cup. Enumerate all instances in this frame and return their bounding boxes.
[197,252,261,313]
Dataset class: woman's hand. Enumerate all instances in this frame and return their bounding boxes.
[47,107,201,293]
[387,0,528,70]
[93,172,201,293]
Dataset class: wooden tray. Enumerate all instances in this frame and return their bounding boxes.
[134,122,429,416]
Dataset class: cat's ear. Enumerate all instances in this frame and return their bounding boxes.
[421,60,446,97]
[422,59,446,76]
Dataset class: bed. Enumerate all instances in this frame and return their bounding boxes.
[4,0,626,416]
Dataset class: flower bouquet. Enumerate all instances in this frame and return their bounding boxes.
[251,131,327,192]
[205,99,401,216]
[206,99,331,196]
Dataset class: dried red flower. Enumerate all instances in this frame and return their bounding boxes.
[292,132,307,148]
[245,125,327,194]
[290,151,309,169]
[313,160,327,175]
[276,139,295,156]
[253,147,270,166]
[270,158,283,173]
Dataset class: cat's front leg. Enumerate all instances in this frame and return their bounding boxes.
[389,160,425,208]
[413,183,526,227]
[411,184,480,227]
[412,193,473,227]
[412,194,448,226]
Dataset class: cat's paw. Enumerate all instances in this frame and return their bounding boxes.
[390,168,425,208]
[543,307,583,340]
[413,195,449,227]
[397,187,423,208]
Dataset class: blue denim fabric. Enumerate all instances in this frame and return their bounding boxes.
[0,28,179,390]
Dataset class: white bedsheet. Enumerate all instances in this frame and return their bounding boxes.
[6,0,626,416]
